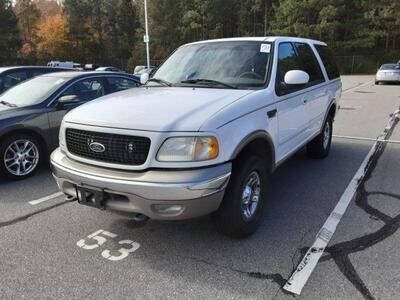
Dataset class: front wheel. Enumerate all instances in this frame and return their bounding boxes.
[306,116,333,158]
[0,134,43,180]
[213,155,268,238]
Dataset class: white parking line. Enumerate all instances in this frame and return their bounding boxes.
[333,135,400,144]
[342,80,373,94]
[28,192,64,205]
[283,108,400,295]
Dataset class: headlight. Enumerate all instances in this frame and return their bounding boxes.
[157,136,219,162]
[59,121,66,147]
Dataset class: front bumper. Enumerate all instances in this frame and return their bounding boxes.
[50,148,231,220]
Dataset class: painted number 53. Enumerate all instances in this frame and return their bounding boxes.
[77,229,140,261]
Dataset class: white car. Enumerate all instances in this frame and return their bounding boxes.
[51,37,341,237]
[375,63,400,84]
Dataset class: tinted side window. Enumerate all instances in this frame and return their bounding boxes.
[276,42,303,95]
[3,71,28,91]
[315,45,340,80]
[62,78,105,102]
[107,77,138,92]
[294,43,324,85]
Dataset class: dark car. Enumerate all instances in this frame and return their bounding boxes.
[0,66,74,94]
[0,71,140,179]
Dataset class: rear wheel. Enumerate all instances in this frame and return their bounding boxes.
[213,155,268,238]
[306,116,333,159]
[0,133,43,180]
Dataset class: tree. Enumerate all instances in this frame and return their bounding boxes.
[63,0,140,67]
[0,0,21,65]
[36,14,70,61]
[14,0,41,54]
[34,0,61,18]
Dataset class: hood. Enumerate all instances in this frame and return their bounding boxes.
[65,87,253,131]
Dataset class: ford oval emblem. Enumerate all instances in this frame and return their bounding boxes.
[89,142,105,153]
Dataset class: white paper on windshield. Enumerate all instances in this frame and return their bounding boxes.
[260,44,271,53]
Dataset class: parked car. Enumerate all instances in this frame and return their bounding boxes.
[51,37,341,237]
[0,71,140,179]
[134,65,156,74]
[96,66,123,72]
[0,66,75,95]
[134,67,157,78]
[375,63,400,84]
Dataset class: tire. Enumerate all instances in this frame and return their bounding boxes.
[306,116,333,159]
[213,155,268,238]
[375,81,379,85]
[0,133,43,180]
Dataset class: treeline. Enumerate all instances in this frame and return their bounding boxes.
[1,0,400,72]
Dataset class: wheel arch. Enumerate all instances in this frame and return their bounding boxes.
[0,127,49,155]
[230,130,276,172]
[321,100,337,133]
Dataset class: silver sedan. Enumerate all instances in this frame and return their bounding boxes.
[375,63,400,84]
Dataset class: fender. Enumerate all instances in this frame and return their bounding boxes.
[321,98,337,133]
[230,130,276,170]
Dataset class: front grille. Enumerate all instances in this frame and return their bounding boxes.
[66,128,151,165]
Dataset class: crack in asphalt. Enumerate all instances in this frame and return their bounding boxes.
[180,254,286,287]
[0,201,70,229]
[295,113,400,300]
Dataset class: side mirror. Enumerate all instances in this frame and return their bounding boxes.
[140,73,149,85]
[56,95,79,109]
[284,70,310,86]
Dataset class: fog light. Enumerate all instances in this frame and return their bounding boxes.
[152,204,184,215]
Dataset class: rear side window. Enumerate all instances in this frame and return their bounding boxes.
[294,43,324,85]
[107,77,139,92]
[315,45,340,80]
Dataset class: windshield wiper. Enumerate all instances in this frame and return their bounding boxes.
[147,77,172,87]
[180,79,237,89]
[0,100,17,107]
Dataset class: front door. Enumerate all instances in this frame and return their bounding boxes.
[275,42,310,161]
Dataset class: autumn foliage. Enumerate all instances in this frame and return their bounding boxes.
[36,14,70,60]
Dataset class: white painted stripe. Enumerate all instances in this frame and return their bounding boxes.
[333,134,400,144]
[342,80,373,94]
[283,109,399,295]
[28,192,64,205]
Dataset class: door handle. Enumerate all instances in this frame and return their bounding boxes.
[267,109,277,118]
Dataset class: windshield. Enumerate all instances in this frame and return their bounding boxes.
[0,76,68,107]
[153,41,272,89]
[380,64,400,70]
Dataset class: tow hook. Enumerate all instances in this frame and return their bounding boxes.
[65,195,77,202]
[132,213,149,222]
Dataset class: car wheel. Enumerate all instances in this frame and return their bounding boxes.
[0,133,43,180]
[213,155,268,238]
[375,81,379,85]
[306,115,333,159]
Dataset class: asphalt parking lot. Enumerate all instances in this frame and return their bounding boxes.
[1,75,399,299]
